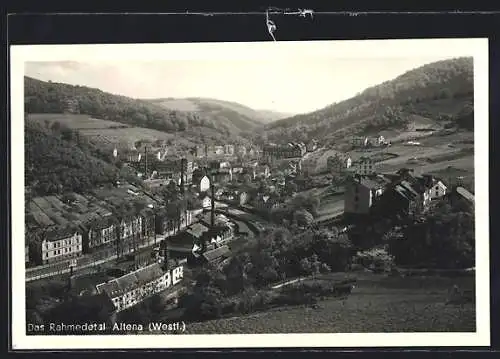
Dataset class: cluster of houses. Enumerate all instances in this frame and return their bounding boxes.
[25,162,257,270]
[262,142,307,161]
[344,168,473,218]
[25,183,199,267]
[327,154,377,176]
[164,212,236,265]
[192,144,262,159]
[350,135,389,149]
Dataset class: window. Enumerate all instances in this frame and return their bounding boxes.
[354,195,359,202]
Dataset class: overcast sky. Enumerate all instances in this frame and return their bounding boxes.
[25,56,455,114]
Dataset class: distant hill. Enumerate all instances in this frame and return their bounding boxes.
[260,57,474,145]
[24,77,254,146]
[255,109,295,122]
[148,97,290,129]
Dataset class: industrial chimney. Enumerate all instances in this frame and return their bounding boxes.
[180,158,186,194]
[144,146,148,178]
[210,172,215,229]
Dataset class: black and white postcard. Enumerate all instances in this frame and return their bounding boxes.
[10,38,489,349]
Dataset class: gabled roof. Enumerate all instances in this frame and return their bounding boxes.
[355,175,388,190]
[202,245,231,262]
[44,225,82,242]
[394,183,419,202]
[399,180,420,197]
[96,262,165,298]
[456,187,475,203]
[81,215,117,232]
[186,222,210,239]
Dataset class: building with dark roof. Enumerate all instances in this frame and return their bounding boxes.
[201,245,232,266]
[80,215,118,254]
[373,176,429,217]
[344,174,390,215]
[252,193,284,213]
[153,157,193,185]
[262,143,306,161]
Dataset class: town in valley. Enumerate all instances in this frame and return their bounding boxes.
[23,55,476,335]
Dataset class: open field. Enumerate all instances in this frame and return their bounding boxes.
[184,273,475,334]
[27,113,195,149]
[27,113,130,130]
[79,128,190,148]
[368,131,474,180]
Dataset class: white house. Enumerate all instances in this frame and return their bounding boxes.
[199,175,210,193]
[202,196,212,209]
[430,180,447,200]
[39,227,83,265]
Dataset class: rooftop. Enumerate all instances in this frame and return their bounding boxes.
[356,176,388,190]
[186,222,210,239]
[29,193,113,229]
[456,187,475,203]
[91,184,159,211]
[96,262,165,298]
[44,225,82,242]
[202,245,231,262]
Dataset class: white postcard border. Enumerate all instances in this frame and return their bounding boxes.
[11,38,490,349]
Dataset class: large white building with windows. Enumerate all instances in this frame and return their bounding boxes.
[36,226,83,265]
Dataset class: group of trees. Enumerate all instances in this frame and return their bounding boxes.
[268,192,321,226]
[180,226,354,320]
[262,57,474,144]
[387,200,475,269]
[25,119,120,196]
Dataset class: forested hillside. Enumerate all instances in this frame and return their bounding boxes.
[149,97,289,129]
[24,77,257,144]
[259,57,474,144]
[25,119,121,196]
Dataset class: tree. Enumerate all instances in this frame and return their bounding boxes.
[293,210,314,228]
[387,203,475,269]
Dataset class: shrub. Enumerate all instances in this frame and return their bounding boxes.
[354,248,395,273]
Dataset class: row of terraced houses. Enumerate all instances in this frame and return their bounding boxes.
[25,182,199,267]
